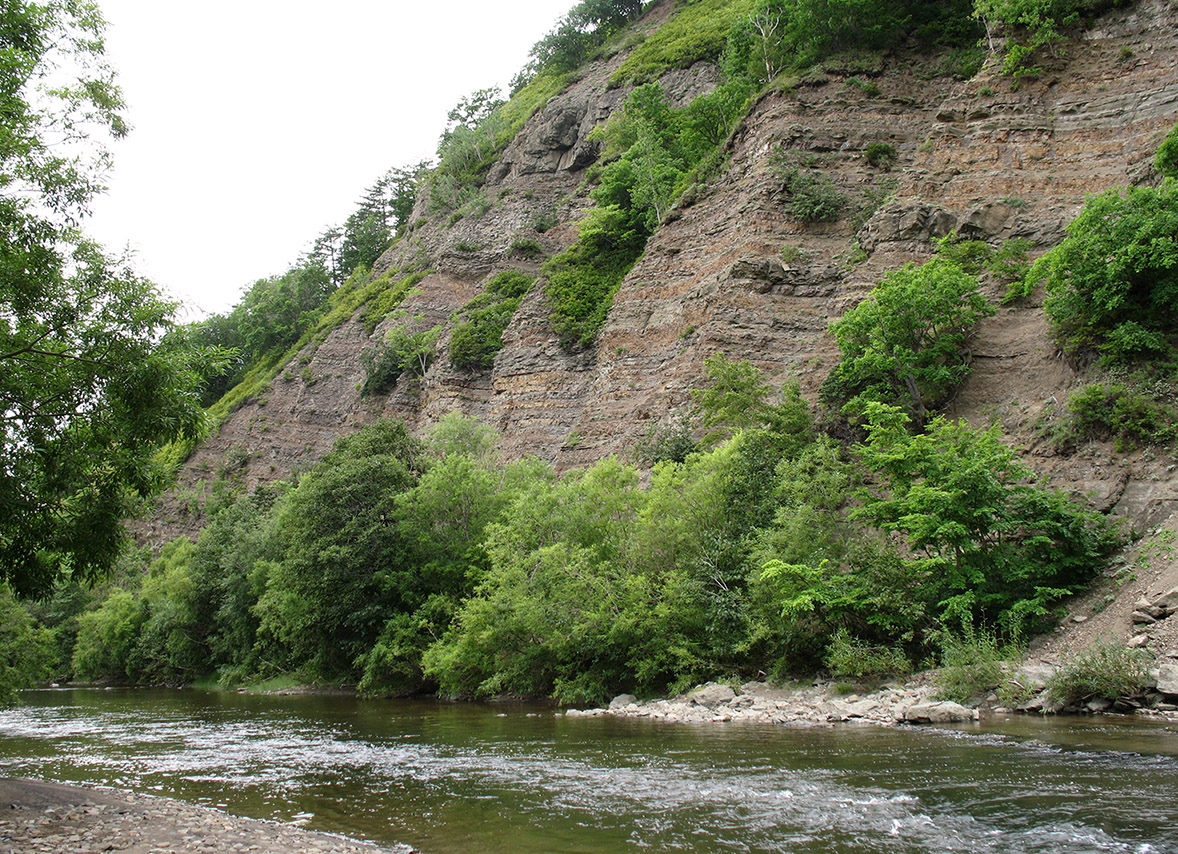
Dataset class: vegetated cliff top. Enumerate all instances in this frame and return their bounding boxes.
[148,0,1178,564]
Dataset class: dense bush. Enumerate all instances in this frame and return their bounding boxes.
[935,623,1013,703]
[824,628,911,679]
[546,82,754,350]
[449,271,535,371]
[1045,638,1150,708]
[0,585,55,703]
[974,0,1129,78]
[1157,122,1178,180]
[611,0,754,85]
[864,142,897,170]
[360,321,442,395]
[1066,381,1177,449]
[823,257,993,427]
[853,403,1115,631]
[1029,180,1178,365]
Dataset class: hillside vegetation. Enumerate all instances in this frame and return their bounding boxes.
[7,0,1178,706]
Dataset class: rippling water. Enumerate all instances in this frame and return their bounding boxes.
[0,688,1176,852]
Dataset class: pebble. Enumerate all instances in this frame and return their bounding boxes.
[0,781,415,854]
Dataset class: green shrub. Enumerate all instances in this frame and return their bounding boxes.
[360,322,442,395]
[974,0,1128,79]
[509,236,544,259]
[864,141,896,169]
[0,585,56,703]
[449,272,535,371]
[824,628,911,680]
[1030,180,1178,364]
[1156,121,1178,179]
[1045,639,1150,708]
[531,209,559,233]
[853,403,1116,633]
[544,205,648,350]
[611,0,754,86]
[935,623,1014,704]
[1066,381,1177,449]
[633,414,697,466]
[824,257,993,426]
[778,164,847,223]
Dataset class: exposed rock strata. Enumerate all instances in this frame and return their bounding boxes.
[144,0,1178,552]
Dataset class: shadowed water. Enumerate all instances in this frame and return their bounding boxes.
[0,688,1175,853]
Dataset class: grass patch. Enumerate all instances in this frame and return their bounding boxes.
[1045,639,1151,709]
[610,0,754,86]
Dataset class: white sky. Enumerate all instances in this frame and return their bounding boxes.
[86,0,576,321]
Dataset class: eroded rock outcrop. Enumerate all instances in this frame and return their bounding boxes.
[143,0,1178,549]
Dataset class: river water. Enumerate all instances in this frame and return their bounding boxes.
[0,688,1175,853]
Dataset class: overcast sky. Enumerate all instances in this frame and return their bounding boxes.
[86,0,576,321]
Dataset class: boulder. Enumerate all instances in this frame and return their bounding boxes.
[1153,587,1178,614]
[608,694,638,710]
[687,682,736,708]
[1155,663,1178,696]
[904,701,974,723]
[1012,663,1056,691]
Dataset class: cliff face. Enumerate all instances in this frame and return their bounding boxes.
[141,0,1178,548]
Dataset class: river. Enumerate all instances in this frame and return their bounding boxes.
[0,688,1175,852]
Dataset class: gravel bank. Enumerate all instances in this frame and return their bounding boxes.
[0,778,414,854]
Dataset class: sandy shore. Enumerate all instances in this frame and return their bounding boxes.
[0,777,415,854]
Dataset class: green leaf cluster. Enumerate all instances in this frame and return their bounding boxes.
[0,0,230,599]
[611,0,755,86]
[360,319,443,396]
[545,80,755,350]
[823,256,994,427]
[973,0,1127,78]
[449,271,535,371]
[1030,180,1178,365]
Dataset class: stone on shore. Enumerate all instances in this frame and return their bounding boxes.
[608,693,638,710]
[903,701,974,723]
[687,683,736,708]
[1156,663,1178,695]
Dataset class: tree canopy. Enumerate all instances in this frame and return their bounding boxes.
[0,0,223,597]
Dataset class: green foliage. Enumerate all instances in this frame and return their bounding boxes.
[508,235,544,259]
[864,142,897,170]
[824,257,993,426]
[774,151,848,222]
[611,0,754,86]
[935,622,1014,703]
[724,0,980,84]
[546,77,757,351]
[543,204,648,349]
[1045,638,1151,707]
[72,589,144,682]
[360,319,443,396]
[632,413,697,466]
[1066,381,1178,449]
[853,403,1115,632]
[424,458,649,702]
[1031,180,1178,364]
[0,584,55,703]
[1157,122,1178,180]
[449,271,535,371]
[516,0,643,89]
[823,628,911,679]
[432,70,573,216]
[0,0,229,596]
[254,420,424,682]
[974,0,1127,78]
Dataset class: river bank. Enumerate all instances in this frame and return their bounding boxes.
[0,777,415,854]
[566,663,1178,727]
[567,677,982,726]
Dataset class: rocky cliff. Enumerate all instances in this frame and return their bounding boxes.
[142,0,1178,568]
